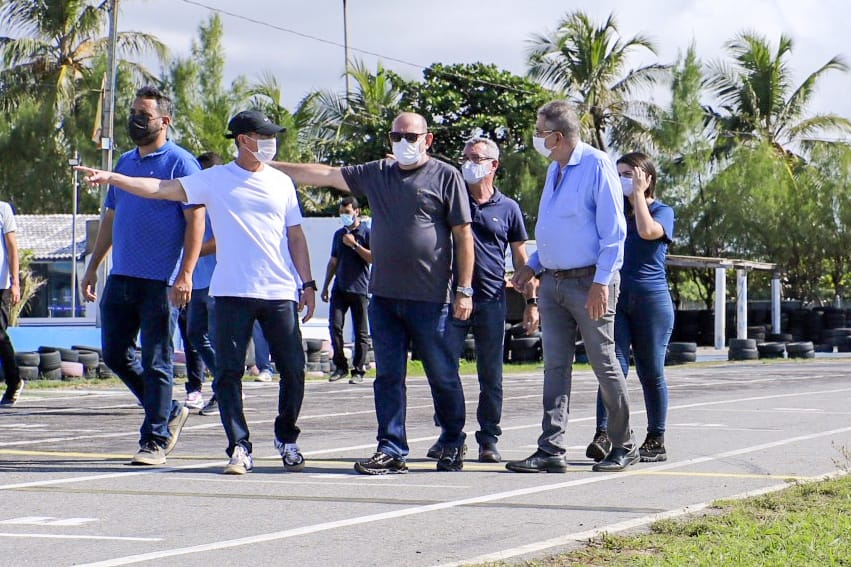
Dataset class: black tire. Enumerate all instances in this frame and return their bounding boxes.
[319,352,330,364]
[757,342,786,355]
[38,350,62,371]
[511,347,540,363]
[789,349,815,359]
[39,346,79,362]
[665,352,697,365]
[40,367,63,381]
[173,363,187,377]
[72,345,103,360]
[97,362,115,379]
[667,342,697,354]
[18,365,39,380]
[305,338,324,353]
[76,351,100,370]
[813,343,834,353]
[14,351,40,367]
[306,351,322,363]
[728,338,757,350]
[305,362,323,372]
[786,341,814,354]
[511,336,541,350]
[728,348,759,361]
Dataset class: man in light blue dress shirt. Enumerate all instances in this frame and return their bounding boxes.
[507,100,638,473]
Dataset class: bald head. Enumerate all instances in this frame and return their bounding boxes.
[392,112,428,133]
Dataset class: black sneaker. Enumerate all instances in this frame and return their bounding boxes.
[426,441,443,460]
[639,434,667,462]
[199,396,219,416]
[436,444,466,472]
[585,430,611,462]
[0,381,24,406]
[354,452,408,475]
[328,369,348,382]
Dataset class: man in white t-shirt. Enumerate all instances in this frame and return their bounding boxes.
[76,110,316,475]
[0,200,22,406]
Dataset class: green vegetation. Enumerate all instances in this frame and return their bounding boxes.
[479,473,851,567]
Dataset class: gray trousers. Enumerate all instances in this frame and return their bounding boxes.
[537,271,635,454]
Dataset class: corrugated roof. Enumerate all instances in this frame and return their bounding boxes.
[14,214,99,261]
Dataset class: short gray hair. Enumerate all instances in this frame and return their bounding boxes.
[537,100,580,143]
[465,137,500,160]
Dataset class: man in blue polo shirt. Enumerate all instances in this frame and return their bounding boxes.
[321,196,371,384]
[81,86,204,466]
[438,137,535,463]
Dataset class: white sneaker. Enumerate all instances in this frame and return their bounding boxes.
[276,439,305,472]
[255,370,273,382]
[184,391,205,410]
[223,445,254,475]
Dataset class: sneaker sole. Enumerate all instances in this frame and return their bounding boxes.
[184,401,205,410]
[223,465,250,475]
[165,406,190,455]
[640,452,667,462]
[131,455,166,466]
[284,461,305,472]
[199,409,219,416]
[353,463,408,475]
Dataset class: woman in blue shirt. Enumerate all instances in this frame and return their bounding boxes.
[586,152,675,463]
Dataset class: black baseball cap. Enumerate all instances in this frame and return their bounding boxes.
[225,110,286,138]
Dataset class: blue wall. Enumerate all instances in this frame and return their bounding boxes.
[8,326,102,352]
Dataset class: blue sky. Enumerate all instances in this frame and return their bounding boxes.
[118,0,851,137]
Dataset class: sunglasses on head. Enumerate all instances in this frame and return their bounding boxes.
[388,131,426,143]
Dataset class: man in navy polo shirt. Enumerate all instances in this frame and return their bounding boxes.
[440,137,535,463]
[321,196,371,384]
[81,86,204,466]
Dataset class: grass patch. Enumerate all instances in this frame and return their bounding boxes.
[480,472,851,566]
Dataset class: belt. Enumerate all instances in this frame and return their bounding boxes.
[550,266,595,279]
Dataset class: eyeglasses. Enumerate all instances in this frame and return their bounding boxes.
[462,154,496,164]
[534,129,557,138]
[388,131,426,143]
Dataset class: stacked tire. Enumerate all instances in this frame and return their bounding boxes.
[14,352,40,381]
[665,342,697,365]
[304,338,326,373]
[462,335,476,362]
[756,341,786,359]
[728,339,758,361]
[506,324,541,363]
[72,345,112,379]
[786,341,815,359]
[36,347,63,380]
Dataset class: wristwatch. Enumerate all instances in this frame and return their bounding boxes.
[526,297,538,306]
[302,280,318,291]
[455,286,474,297]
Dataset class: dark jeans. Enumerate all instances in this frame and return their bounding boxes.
[368,295,466,459]
[214,297,305,456]
[187,288,217,384]
[446,298,506,446]
[101,275,181,448]
[597,289,674,436]
[252,321,272,373]
[0,289,20,388]
[171,300,204,394]
[329,289,369,375]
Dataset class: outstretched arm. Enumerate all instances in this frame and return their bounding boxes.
[269,162,351,193]
[75,166,188,202]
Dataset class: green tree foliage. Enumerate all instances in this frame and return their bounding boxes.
[526,11,668,152]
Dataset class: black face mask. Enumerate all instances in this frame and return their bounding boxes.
[128,114,161,146]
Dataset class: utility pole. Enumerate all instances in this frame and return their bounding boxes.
[343,0,350,105]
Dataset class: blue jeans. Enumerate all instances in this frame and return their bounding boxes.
[171,301,205,394]
[252,321,272,373]
[214,297,305,456]
[101,275,181,448]
[368,296,466,459]
[596,289,674,436]
[187,288,217,382]
[446,298,506,446]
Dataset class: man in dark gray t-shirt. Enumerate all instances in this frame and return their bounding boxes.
[272,112,475,475]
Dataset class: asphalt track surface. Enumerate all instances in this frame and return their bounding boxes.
[1,358,850,566]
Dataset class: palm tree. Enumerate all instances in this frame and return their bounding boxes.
[707,31,851,155]
[0,0,166,118]
[526,11,668,151]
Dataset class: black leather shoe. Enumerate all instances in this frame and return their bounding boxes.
[426,441,443,460]
[505,449,567,473]
[592,446,640,472]
[478,442,501,463]
[436,444,466,472]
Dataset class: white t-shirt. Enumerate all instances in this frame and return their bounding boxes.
[179,162,304,300]
[0,201,16,289]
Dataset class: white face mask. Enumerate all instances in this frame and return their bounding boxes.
[620,176,634,196]
[461,160,491,184]
[246,137,277,163]
[391,139,423,166]
[340,213,355,228]
[532,135,553,159]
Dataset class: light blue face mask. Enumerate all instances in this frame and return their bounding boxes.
[340,213,355,228]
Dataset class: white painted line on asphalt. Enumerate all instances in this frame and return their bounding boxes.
[157,476,468,489]
[438,470,851,567]
[0,533,161,542]
[71,425,851,567]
